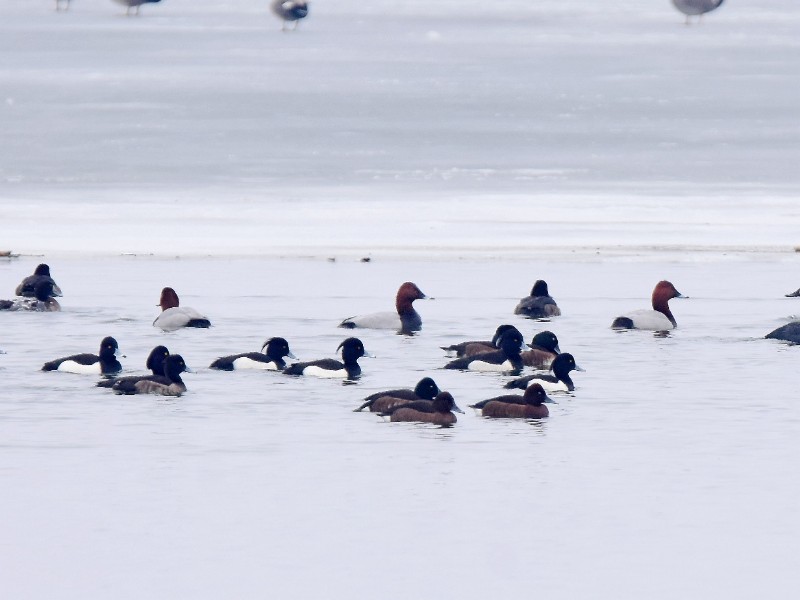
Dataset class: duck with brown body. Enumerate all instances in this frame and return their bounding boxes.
[112,354,189,396]
[354,377,440,412]
[440,324,522,357]
[15,263,63,298]
[514,280,561,319]
[381,392,463,426]
[470,384,555,419]
[1,280,61,312]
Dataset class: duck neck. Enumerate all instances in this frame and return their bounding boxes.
[652,296,676,327]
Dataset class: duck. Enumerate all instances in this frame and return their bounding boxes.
[111,354,189,396]
[381,392,463,426]
[354,377,440,412]
[504,353,583,392]
[440,324,522,357]
[42,336,122,375]
[339,282,427,334]
[153,287,211,332]
[96,345,170,389]
[271,0,309,31]
[282,337,371,380]
[1,280,61,312]
[113,0,162,17]
[520,330,560,368]
[672,0,724,24]
[611,280,683,331]
[444,328,526,373]
[469,384,555,419]
[513,280,561,319]
[785,288,800,298]
[209,337,297,371]
[765,322,800,344]
[15,263,63,298]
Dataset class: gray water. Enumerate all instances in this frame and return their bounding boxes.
[2,0,800,596]
[2,254,800,598]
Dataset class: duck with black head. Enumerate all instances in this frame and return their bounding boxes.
[520,330,560,368]
[153,287,211,332]
[111,354,190,396]
[97,345,170,388]
[444,328,526,374]
[611,280,684,331]
[470,383,555,419]
[505,353,584,393]
[514,280,561,319]
[441,324,523,358]
[15,263,63,298]
[354,377,440,412]
[339,282,427,334]
[1,280,61,312]
[42,336,122,375]
[283,337,372,380]
[381,392,463,426]
[210,337,297,371]
[271,0,309,31]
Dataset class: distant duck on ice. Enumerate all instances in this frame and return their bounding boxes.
[671,0,724,24]
[271,0,309,31]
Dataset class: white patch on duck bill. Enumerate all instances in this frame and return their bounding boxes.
[526,378,568,392]
[468,359,514,372]
[57,360,101,375]
[301,365,348,378]
[232,357,278,370]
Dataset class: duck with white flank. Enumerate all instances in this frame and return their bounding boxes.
[339,282,427,334]
[153,287,211,332]
[283,338,372,380]
[42,336,122,375]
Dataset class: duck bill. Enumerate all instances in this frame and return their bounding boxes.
[574,364,586,372]
[543,395,556,404]
[553,344,561,354]
[183,366,194,373]
[362,350,376,358]
[286,351,298,360]
[451,402,465,414]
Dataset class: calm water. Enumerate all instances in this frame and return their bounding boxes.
[2,254,800,598]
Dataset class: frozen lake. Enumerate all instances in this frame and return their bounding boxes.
[2,0,800,597]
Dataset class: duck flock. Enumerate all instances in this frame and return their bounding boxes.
[4,262,798,427]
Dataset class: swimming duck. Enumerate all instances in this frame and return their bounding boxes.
[113,0,162,17]
[210,337,297,371]
[469,383,555,419]
[15,263,63,298]
[283,337,371,380]
[785,288,800,298]
[153,287,211,332]
[672,0,724,24]
[111,354,189,396]
[97,345,170,389]
[504,353,583,392]
[440,324,522,357]
[611,280,683,331]
[354,377,440,412]
[765,322,800,344]
[381,392,463,426]
[1,280,61,312]
[520,330,560,368]
[42,336,122,375]
[271,0,309,31]
[514,280,561,319]
[444,328,526,373]
[339,282,427,334]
